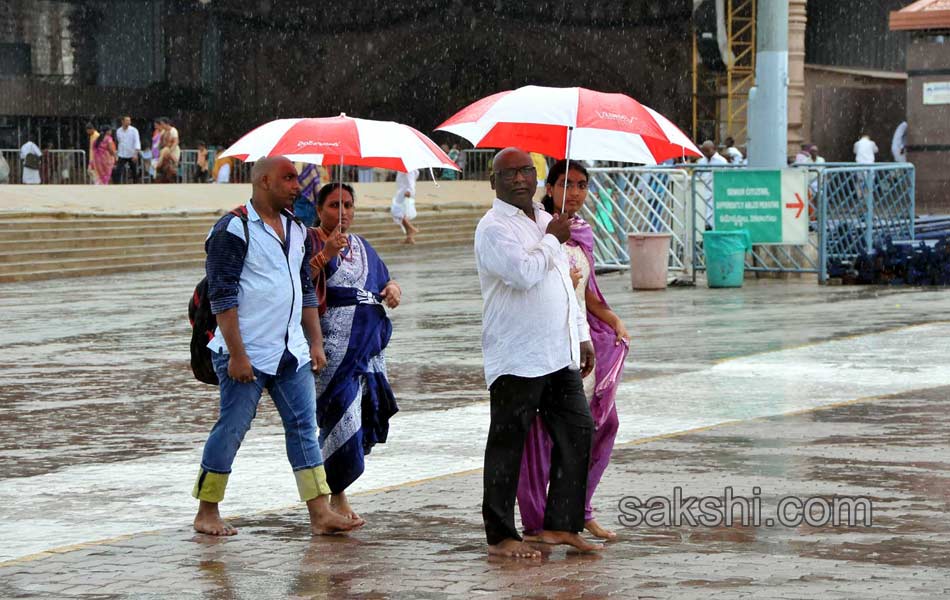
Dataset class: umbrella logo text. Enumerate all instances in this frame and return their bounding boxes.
[596,111,635,124]
[296,140,341,149]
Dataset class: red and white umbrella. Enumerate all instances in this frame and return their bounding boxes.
[219,114,459,173]
[435,85,700,165]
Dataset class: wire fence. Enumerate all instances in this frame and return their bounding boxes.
[0,149,90,184]
[817,163,915,281]
[583,167,691,272]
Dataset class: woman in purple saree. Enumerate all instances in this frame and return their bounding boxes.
[518,160,630,541]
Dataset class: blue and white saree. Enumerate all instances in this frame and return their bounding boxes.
[311,232,398,493]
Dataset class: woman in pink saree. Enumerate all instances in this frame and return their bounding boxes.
[91,125,117,185]
[518,159,630,542]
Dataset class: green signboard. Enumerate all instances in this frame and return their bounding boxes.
[713,170,808,245]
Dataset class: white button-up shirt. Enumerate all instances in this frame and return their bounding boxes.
[115,126,141,159]
[853,136,878,164]
[206,201,316,375]
[474,198,590,388]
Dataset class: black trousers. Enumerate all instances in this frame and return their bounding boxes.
[482,367,593,545]
[112,157,141,183]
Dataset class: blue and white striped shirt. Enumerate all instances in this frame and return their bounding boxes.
[205,200,319,375]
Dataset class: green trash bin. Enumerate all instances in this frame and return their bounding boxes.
[704,230,750,288]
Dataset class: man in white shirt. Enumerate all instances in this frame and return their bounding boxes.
[19,140,41,185]
[723,136,744,164]
[391,168,419,244]
[113,115,142,183]
[695,140,728,228]
[891,121,908,162]
[474,147,598,559]
[853,133,878,164]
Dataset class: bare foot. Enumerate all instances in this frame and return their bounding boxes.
[487,538,542,559]
[193,501,237,536]
[330,491,362,521]
[533,530,603,553]
[309,495,365,535]
[585,519,618,541]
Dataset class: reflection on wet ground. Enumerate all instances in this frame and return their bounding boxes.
[3,248,950,562]
[0,388,947,598]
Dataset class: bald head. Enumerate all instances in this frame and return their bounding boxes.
[701,140,716,159]
[250,156,300,212]
[251,156,294,185]
[492,147,531,174]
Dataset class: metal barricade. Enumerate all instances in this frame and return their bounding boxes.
[689,165,821,279]
[178,149,200,183]
[0,149,89,184]
[458,149,494,180]
[817,163,915,282]
[686,163,915,283]
[582,167,692,273]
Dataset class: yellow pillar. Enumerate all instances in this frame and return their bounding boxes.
[788,0,808,156]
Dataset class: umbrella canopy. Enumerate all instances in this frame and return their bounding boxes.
[435,85,700,165]
[219,114,460,173]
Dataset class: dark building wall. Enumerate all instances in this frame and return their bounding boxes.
[1,0,695,148]
[906,34,950,213]
[805,0,914,71]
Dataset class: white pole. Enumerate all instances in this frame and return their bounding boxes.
[560,125,574,215]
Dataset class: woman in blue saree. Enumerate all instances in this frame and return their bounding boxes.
[309,182,401,521]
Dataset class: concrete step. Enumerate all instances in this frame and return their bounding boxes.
[0,212,481,240]
[0,221,476,253]
[0,209,481,282]
[0,238,474,282]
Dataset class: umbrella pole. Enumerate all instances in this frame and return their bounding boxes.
[560,126,574,217]
[339,154,344,236]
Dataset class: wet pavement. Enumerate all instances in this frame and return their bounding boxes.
[0,388,947,598]
[2,246,950,596]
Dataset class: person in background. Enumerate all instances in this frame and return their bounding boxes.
[113,115,141,184]
[530,152,549,190]
[452,143,466,179]
[293,163,321,226]
[90,126,117,185]
[212,148,235,184]
[150,120,163,181]
[19,139,42,185]
[854,132,878,164]
[391,168,419,244]
[891,121,908,163]
[695,140,728,228]
[196,142,210,183]
[794,143,811,164]
[723,136,744,164]
[0,151,10,184]
[41,142,56,184]
[440,143,458,180]
[85,122,100,182]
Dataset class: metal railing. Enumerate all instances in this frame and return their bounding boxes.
[684,163,914,283]
[458,149,494,180]
[817,163,915,282]
[583,167,692,273]
[689,164,821,279]
[0,149,89,184]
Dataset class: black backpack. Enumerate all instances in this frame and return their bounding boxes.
[188,207,249,384]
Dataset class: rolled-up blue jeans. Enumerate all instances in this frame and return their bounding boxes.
[192,350,331,503]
